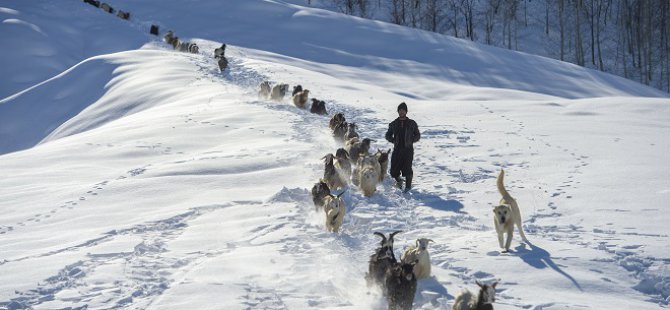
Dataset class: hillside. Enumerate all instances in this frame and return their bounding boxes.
[0,1,669,309]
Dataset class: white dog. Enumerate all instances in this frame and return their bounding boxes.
[493,169,528,252]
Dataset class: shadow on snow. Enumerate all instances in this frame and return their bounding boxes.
[514,241,583,291]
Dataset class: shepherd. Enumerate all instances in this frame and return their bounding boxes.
[385,102,420,192]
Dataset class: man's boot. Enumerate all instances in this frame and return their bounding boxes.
[394,177,403,189]
[404,175,412,192]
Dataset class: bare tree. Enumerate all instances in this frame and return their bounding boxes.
[559,0,566,60]
[460,0,476,40]
[484,0,501,44]
[574,0,585,66]
[423,0,445,32]
[389,0,408,25]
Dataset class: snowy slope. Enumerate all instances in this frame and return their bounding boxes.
[0,0,147,99]
[1,0,669,309]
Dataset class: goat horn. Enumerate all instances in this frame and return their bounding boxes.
[336,190,346,198]
[428,239,435,243]
[373,232,386,242]
[390,230,403,239]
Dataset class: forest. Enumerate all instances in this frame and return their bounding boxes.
[329,0,670,93]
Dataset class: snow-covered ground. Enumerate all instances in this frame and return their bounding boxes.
[1,0,669,309]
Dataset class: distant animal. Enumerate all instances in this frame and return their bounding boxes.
[84,0,101,8]
[323,191,346,233]
[323,153,345,191]
[292,85,303,97]
[170,37,180,49]
[310,98,327,115]
[366,231,402,288]
[214,44,227,59]
[150,24,159,36]
[329,113,345,131]
[375,149,391,182]
[178,42,199,54]
[271,84,289,101]
[258,81,271,99]
[100,2,114,13]
[332,121,348,142]
[116,10,130,20]
[493,169,527,252]
[292,89,310,108]
[177,41,188,52]
[351,162,360,186]
[385,260,418,310]
[164,30,176,45]
[218,57,229,72]
[188,43,199,53]
[334,148,351,188]
[344,123,359,141]
[311,180,331,211]
[357,154,381,197]
[401,238,434,279]
[452,281,498,310]
[345,137,372,163]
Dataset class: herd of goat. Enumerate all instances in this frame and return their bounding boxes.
[80,0,230,71]
[77,0,498,308]
[254,81,498,309]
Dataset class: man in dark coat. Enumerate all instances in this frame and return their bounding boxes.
[385,102,420,191]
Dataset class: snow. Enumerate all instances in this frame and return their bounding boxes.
[1,0,669,309]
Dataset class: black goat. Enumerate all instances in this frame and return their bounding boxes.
[310,180,331,211]
[214,44,226,59]
[218,57,229,72]
[332,121,348,143]
[329,113,345,130]
[292,85,303,97]
[150,24,159,36]
[310,98,327,115]
[84,0,100,8]
[366,231,402,288]
[385,260,418,310]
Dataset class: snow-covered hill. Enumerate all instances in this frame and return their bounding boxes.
[1,0,669,309]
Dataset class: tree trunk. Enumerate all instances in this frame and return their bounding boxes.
[559,0,565,61]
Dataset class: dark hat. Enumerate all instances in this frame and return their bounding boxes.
[397,102,408,112]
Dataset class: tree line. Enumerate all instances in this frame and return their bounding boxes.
[329,0,670,93]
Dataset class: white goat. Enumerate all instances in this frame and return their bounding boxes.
[357,155,380,197]
[271,84,289,101]
[375,149,391,182]
[323,191,346,233]
[292,89,310,108]
[334,148,351,188]
[258,81,271,99]
[401,238,434,279]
